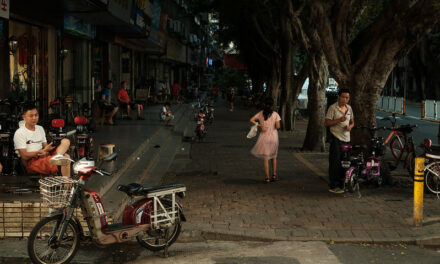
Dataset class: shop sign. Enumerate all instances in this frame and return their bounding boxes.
[64,15,96,39]
[149,0,165,45]
[0,0,9,19]
[130,0,150,35]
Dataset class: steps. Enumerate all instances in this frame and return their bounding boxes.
[100,103,194,220]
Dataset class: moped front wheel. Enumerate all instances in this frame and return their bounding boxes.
[347,170,359,193]
[28,215,80,264]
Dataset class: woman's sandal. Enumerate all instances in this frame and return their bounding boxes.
[271,175,278,182]
[264,178,271,183]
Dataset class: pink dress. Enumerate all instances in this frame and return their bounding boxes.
[250,111,281,160]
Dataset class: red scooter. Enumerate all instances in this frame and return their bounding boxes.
[27,156,186,264]
[195,110,207,140]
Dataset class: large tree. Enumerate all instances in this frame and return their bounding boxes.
[293,0,440,143]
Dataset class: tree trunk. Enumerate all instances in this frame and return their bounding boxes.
[279,8,295,131]
[302,52,328,151]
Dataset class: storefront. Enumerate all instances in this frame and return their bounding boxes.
[62,15,95,108]
[8,19,54,117]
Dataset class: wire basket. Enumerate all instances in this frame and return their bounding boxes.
[39,176,77,208]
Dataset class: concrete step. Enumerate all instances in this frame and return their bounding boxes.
[102,104,193,220]
[102,125,173,220]
[87,104,187,199]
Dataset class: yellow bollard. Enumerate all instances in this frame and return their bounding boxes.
[414,157,425,227]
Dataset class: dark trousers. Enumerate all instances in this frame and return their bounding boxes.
[328,134,348,189]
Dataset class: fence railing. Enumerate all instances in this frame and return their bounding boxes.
[376,96,405,114]
[423,100,439,121]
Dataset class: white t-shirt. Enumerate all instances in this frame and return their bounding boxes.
[14,125,47,153]
[325,102,354,142]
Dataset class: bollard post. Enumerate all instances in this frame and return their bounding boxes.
[403,98,406,115]
[421,100,425,118]
[414,157,425,227]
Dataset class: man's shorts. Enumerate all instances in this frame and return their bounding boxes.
[26,154,59,175]
[120,102,136,109]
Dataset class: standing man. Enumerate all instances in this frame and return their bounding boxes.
[324,88,354,194]
[99,80,119,125]
[14,103,71,177]
[117,81,144,120]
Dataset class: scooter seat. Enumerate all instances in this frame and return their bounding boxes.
[118,183,186,197]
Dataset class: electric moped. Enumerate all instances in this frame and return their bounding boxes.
[27,156,186,264]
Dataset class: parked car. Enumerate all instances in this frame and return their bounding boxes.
[297,78,309,110]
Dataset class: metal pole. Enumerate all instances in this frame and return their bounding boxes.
[414,157,425,227]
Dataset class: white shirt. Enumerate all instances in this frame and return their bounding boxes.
[325,102,354,142]
[14,125,47,153]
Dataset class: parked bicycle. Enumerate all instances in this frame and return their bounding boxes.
[27,155,186,264]
[344,126,390,193]
[378,114,409,161]
[387,124,417,178]
[419,138,440,195]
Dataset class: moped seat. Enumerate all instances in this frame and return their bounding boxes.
[118,183,186,197]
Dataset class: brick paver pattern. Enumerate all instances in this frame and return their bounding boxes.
[163,99,440,242]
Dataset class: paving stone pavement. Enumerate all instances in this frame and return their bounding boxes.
[162,100,440,243]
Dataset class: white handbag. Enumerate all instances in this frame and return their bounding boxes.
[247,124,258,139]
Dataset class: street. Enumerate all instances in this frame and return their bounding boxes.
[376,110,439,150]
[1,239,440,263]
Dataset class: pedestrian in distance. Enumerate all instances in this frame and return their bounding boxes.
[161,102,174,126]
[250,97,281,183]
[324,88,354,194]
[227,86,235,112]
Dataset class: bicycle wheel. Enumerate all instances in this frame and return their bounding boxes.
[28,215,80,264]
[425,162,440,194]
[390,135,406,161]
[347,169,359,193]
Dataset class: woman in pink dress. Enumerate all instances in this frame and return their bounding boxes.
[249,97,281,183]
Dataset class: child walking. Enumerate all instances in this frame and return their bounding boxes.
[249,97,281,183]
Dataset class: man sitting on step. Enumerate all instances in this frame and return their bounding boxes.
[13,103,71,177]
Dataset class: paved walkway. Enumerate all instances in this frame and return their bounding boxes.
[163,99,440,243]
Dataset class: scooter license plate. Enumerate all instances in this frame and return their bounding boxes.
[341,161,351,168]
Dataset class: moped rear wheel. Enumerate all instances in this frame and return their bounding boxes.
[28,214,80,264]
[136,219,182,252]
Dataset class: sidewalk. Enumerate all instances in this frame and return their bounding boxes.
[162,99,440,244]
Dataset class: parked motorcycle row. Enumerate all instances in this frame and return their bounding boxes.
[341,114,440,196]
[0,98,94,178]
[193,97,215,141]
